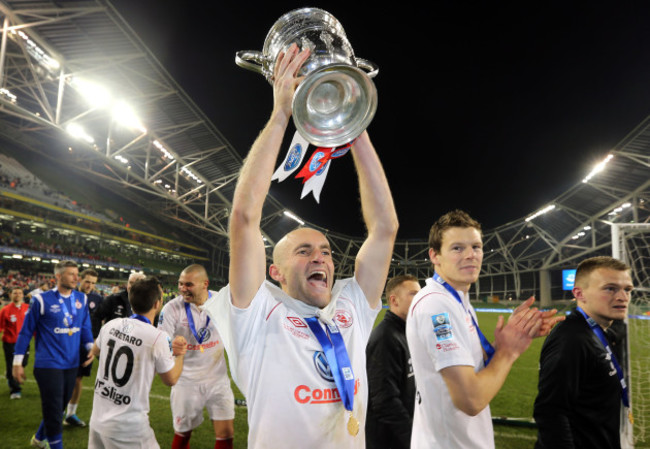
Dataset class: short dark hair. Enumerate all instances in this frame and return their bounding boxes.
[385,274,419,298]
[7,286,23,295]
[54,260,77,275]
[575,256,630,288]
[80,268,99,280]
[128,276,162,314]
[181,264,208,280]
[428,210,482,252]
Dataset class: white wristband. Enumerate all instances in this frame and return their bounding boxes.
[13,354,24,366]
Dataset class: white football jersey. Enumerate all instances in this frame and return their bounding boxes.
[207,278,379,449]
[89,317,175,440]
[158,292,229,386]
[406,278,494,449]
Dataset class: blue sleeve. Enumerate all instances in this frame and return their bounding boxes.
[14,298,40,356]
[80,294,94,346]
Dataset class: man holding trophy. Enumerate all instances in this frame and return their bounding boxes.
[204,38,397,448]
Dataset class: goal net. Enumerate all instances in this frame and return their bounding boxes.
[612,223,650,447]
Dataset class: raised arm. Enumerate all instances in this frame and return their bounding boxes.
[229,43,310,308]
[352,132,399,308]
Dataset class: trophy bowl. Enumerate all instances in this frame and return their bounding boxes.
[236,7,378,147]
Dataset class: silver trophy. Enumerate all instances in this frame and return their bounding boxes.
[236,7,378,147]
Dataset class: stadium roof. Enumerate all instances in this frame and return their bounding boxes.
[0,0,648,288]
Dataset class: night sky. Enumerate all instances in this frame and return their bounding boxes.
[111,1,650,239]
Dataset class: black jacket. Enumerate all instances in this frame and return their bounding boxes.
[534,309,625,449]
[365,310,415,449]
[92,289,131,332]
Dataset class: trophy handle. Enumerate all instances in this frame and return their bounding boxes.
[356,58,379,79]
[235,50,266,75]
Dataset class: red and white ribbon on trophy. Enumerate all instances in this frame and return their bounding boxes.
[271,131,353,203]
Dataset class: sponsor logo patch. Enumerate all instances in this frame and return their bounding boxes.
[284,144,303,171]
[435,341,460,352]
[313,351,334,382]
[432,312,453,341]
[54,326,80,334]
[294,378,360,405]
[197,327,211,342]
[49,304,61,314]
[309,151,326,172]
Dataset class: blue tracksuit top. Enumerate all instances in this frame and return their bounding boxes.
[14,287,94,369]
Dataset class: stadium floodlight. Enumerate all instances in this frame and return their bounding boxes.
[153,140,175,161]
[525,204,556,222]
[607,201,632,217]
[70,77,111,109]
[112,102,147,133]
[13,29,60,73]
[181,166,203,184]
[114,155,128,164]
[66,123,94,143]
[11,254,22,259]
[0,88,17,103]
[283,210,305,225]
[583,153,614,183]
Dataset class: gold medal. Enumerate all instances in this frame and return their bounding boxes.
[68,330,73,336]
[200,345,204,353]
[629,410,634,425]
[347,413,359,436]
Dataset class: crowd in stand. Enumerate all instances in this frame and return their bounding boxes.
[0,229,119,264]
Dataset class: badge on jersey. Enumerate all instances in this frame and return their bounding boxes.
[431,312,453,341]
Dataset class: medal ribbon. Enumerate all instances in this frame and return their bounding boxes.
[185,299,210,346]
[55,290,77,330]
[305,317,355,412]
[576,307,630,408]
[130,314,151,325]
[432,273,495,366]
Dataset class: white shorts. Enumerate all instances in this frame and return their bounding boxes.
[88,427,159,449]
[170,381,235,432]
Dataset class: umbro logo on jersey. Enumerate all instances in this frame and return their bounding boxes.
[287,316,307,328]
[283,318,310,340]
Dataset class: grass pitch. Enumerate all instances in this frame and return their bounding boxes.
[2,309,648,448]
